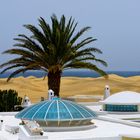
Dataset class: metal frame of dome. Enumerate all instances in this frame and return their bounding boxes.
[15,98,97,122]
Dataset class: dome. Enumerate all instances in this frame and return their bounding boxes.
[15,98,97,125]
[100,91,140,105]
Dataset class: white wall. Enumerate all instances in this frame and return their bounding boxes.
[69,137,121,140]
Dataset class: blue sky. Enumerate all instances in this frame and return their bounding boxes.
[0,0,140,71]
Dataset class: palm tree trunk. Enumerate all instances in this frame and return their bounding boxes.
[48,71,61,97]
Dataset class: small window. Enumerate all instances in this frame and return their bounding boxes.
[105,104,138,112]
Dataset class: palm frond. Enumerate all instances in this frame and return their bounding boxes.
[14,34,44,53]
[60,15,66,32]
[63,61,107,77]
[39,17,52,42]
[6,68,29,82]
[0,57,28,68]
[23,24,49,51]
[1,64,24,74]
[74,48,101,59]
[73,38,97,51]
[70,26,91,45]
[94,58,108,67]
[72,57,107,67]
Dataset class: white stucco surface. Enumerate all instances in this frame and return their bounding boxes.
[100,91,140,105]
[0,107,140,140]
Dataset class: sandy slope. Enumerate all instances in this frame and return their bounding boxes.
[0,74,140,103]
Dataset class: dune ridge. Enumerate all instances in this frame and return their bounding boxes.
[0,74,140,103]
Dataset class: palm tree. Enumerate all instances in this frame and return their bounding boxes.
[0,15,107,97]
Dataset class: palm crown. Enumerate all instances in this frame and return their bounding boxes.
[0,14,107,97]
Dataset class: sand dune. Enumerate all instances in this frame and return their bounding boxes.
[0,74,140,103]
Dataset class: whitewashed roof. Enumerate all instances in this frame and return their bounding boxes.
[100,91,140,105]
[1,113,140,140]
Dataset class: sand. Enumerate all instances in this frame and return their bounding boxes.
[0,74,140,103]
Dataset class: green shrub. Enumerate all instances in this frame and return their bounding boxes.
[0,89,22,112]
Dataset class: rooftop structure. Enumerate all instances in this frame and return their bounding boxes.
[100,91,140,112]
[21,95,31,108]
[15,98,97,131]
[48,89,54,100]
[1,88,140,140]
[103,85,110,99]
[1,104,140,140]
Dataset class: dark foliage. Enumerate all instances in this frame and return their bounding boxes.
[0,89,22,112]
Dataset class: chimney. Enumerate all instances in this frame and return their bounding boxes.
[48,89,54,100]
[22,95,31,108]
[104,85,110,100]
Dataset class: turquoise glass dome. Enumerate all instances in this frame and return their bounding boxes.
[15,98,97,121]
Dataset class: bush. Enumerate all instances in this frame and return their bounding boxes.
[0,89,22,112]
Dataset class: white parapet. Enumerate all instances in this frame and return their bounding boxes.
[18,125,48,140]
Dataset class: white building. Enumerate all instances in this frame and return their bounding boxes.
[100,91,140,112]
[0,91,140,140]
